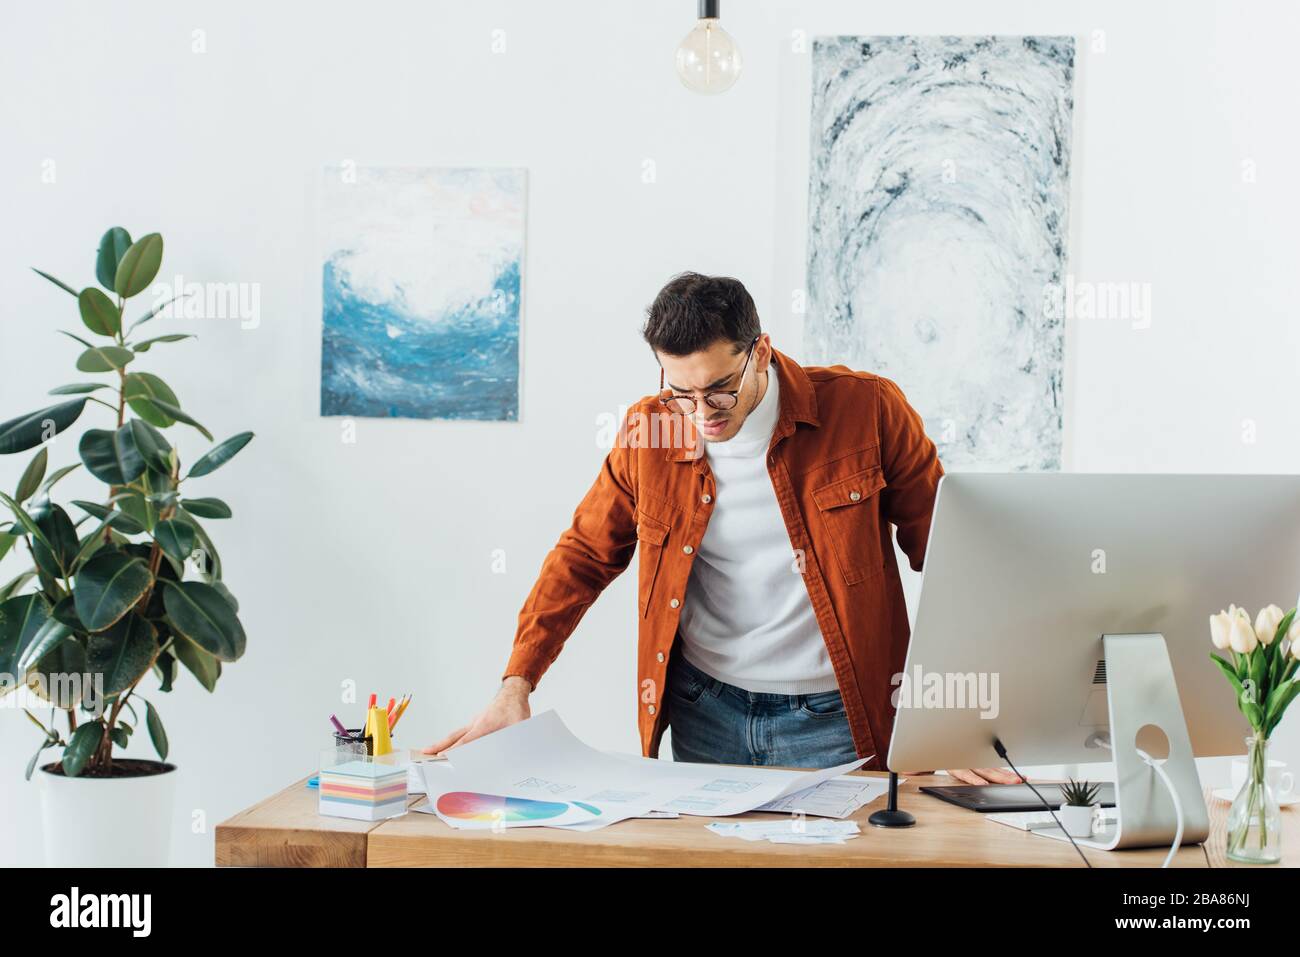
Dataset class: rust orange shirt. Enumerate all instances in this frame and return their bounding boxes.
[503,348,944,768]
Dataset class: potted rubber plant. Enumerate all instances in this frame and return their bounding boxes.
[0,227,253,866]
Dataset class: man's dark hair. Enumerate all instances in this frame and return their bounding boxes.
[642,272,760,356]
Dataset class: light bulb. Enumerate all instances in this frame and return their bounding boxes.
[675,16,742,94]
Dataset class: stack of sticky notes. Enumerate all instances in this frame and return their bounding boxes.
[318,759,408,821]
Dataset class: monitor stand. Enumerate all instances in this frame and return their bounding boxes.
[1033,633,1209,851]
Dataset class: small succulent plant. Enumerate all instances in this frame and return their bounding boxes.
[1059,778,1101,807]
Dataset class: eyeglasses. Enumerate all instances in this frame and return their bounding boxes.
[658,337,760,416]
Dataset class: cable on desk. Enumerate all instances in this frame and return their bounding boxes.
[993,738,1091,868]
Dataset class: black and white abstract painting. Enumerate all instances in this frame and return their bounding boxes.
[805,36,1075,471]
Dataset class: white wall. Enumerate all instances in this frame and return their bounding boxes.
[1,0,1296,865]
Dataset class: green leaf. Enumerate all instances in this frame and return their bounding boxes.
[125,294,182,335]
[127,418,173,474]
[95,227,133,290]
[123,372,181,428]
[16,611,72,673]
[1268,682,1300,735]
[41,463,81,492]
[49,594,83,630]
[114,233,163,298]
[0,571,36,603]
[174,634,220,691]
[31,504,80,578]
[0,399,88,455]
[116,490,156,534]
[136,398,211,440]
[163,580,245,661]
[181,498,231,520]
[154,648,177,692]
[0,533,16,564]
[75,345,134,373]
[70,500,146,535]
[69,524,110,570]
[145,699,168,760]
[73,550,152,632]
[152,519,195,565]
[61,722,102,777]
[1242,699,1265,731]
[176,511,221,579]
[87,613,156,696]
[188,432,253,479]
[0,491,55,554]
[1211,652,1246,699]
[131,334,193,353]
[77,287,121,336]
[32,267,78,297]
[211,580,239,612]
[1250,650,1266,700]
[26,742,52,781]
[27,635,87,709]
[15,447,48,503]
[49,382,112,395]
[1274,610,1296,654]
[79,425,146,485]
[0,594,51,683]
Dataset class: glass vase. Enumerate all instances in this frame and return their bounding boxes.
[1226,733,1282,864]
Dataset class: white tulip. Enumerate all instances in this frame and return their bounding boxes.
[1290,621,1300,660]
[1229,615,1259,655]
[1255,605,1285,646]
[1210,611,1232,650]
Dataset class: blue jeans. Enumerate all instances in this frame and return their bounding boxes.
[665,652,860,768]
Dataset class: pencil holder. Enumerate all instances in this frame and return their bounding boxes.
[334,729,373,755]
[317,749,409,822]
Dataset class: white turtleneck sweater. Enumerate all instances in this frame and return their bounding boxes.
[678,368,838,694]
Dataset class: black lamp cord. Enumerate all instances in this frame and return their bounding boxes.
[993,738,1092,868]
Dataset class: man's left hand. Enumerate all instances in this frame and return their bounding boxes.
[943,767,1024,785]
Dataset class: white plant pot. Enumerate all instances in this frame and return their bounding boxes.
[1057,803,1099,838]
[39,762,177,867]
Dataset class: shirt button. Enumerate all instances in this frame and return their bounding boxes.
[670,598,680,609]
[682,545,693,555]
[647,704,656,715]
[656,652,665,662]
[701,494,712,504]
[849,490,862,502]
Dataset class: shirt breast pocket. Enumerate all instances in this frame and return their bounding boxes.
[636,513,670,617]
[811,466,887,586]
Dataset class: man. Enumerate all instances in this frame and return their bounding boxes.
[427,273,1018,784]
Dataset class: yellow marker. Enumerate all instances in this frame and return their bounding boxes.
[369,706,393,756]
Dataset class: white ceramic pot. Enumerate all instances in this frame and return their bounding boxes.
[39,762,177,867]
[1057,802,1100,838]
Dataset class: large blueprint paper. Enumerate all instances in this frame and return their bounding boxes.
[424,711,869,830]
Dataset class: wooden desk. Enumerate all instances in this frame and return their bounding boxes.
[217,769,1295,867]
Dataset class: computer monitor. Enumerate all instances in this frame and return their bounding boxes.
[886,473,1300,848]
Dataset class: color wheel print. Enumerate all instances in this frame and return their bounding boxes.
[436,791,601,822]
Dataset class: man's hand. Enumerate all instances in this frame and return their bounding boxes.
[943,767,1024,785]
[423,676,532,756]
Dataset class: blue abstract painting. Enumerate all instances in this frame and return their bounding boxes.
[320,166,525,421]
[805,37,1074,471]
